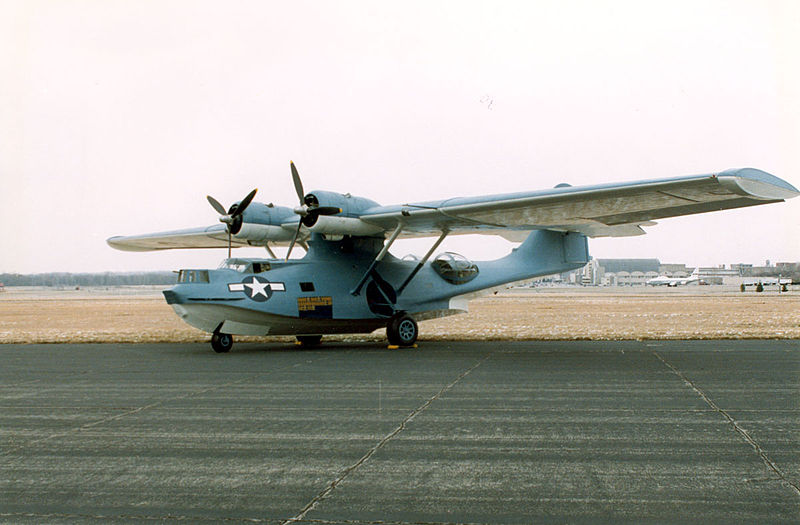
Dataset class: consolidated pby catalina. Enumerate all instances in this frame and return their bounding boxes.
[108,164,798,352]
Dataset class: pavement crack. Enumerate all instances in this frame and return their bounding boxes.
[652,350,800,497]
[283,352,493,524]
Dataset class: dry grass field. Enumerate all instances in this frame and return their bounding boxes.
[1,286,799,344]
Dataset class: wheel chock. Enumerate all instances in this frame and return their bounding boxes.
[387,343,418,350]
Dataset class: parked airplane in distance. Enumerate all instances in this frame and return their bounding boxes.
[647,268,701,286]
[108,165,798,352]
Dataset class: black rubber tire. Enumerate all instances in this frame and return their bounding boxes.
[296,335,323,346]
[386,314,418,346]
[211,332,233,353]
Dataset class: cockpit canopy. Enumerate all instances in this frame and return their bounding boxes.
[217,258,272,274]
[431,252,479,284]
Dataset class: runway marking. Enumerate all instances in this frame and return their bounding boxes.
[0,354,334,457]
[283,352,494,524]
[652,350,800,497]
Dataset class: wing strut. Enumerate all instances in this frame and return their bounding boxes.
[396,229,449,295]
[350,222,404,296]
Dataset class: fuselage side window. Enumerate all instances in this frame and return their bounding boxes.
[252,262,271,273]
[432,252,479,284]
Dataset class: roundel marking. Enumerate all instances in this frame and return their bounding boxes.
[228,276,286,302]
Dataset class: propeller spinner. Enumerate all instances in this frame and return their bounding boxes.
[286,161,341,260]
[206,188,258,258]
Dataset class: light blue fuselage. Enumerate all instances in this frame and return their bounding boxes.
[163,230,589,336]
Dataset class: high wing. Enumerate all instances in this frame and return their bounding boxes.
[108,167,797,252]
[107,223,302,252]
[107,225,253,252]
[359,168,799,238]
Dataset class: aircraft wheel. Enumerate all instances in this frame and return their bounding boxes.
[387,314,418,346]
[296,335,323,346]
[211,332,233,353]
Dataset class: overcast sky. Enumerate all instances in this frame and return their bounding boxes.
[2,0,798,274]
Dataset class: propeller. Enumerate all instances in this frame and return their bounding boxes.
[206,188,258,258]
[285,161,341,260]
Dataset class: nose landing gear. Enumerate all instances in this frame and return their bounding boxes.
[386,313,418,347]
[211,331,233,353]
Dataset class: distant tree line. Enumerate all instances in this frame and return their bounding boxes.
[0,272,177,287]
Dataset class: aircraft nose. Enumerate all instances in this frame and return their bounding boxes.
[162,290,181,305]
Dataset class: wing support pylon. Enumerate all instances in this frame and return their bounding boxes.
[396,229,449,295]
[351,223,404,296]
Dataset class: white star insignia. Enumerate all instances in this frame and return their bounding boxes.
[244,277,269,298]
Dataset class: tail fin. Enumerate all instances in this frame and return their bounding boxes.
[514,230,589,266]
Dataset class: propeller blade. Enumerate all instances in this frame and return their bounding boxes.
[285,220,302,261]
[227,230,232,259]
[290,161,304,203]
[207,195,227,215]
[233,188,258,217]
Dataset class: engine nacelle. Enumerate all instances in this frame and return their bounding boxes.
[305,215,384,236]
[300,190,384,237]
[233,223,296,243]
[303,190,381,218]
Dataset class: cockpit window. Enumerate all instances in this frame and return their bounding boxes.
[252,262,271,273]
[219,260,248,272]
[432,252,479,284]
[218,259,271,273]
[178,270,210,283]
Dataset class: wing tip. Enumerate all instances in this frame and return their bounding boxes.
[106,236,152,252]
[718,168,799,200]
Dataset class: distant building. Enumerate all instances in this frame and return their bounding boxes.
[581,259,601,285]
[596,259,660,286]
[597,259,660,273]
[562,258,799,287]
[658,263,691,276]
[698,266,739,276]
[730,264,753,275]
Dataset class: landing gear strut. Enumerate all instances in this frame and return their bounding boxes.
[386,314,418,347]
[211,331,233,353]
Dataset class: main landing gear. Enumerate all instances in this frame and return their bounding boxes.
[211,331,233,353]
[386,313,418,347]
[208,319,418,353]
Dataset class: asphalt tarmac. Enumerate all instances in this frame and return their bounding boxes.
[1,340,798,524]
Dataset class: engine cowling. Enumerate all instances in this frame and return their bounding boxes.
[304,215,384,236]
[228,203,297,243]
[233,223,296,242]
[300,191,384,236]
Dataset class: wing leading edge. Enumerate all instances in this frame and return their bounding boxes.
[106,225,247,252]
[359,168,799,238]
